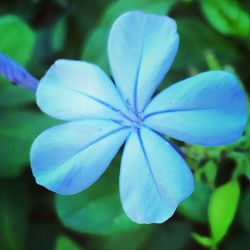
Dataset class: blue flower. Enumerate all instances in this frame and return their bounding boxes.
[0,52,38,91]
[0,11,248,224]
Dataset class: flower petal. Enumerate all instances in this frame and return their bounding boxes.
[119,128,194,224]
[143,71,248,146]
[0,52,38,91]
[30,120,130,195]
[108,11,179,114]
[37,59,134,121]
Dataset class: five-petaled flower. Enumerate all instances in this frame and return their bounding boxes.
[0,11,248,224]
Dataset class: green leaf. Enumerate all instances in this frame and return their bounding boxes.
[0,15,35,65]
[0,84,35,108]
[174,19,241,71]
[55,236,82,250]
[192,233,213,248]
[204,50,222,70]
[243,115,250,150]
[231,152,250,180]
[178,180,212,223]
[239,188,250,233]
[0,181,29,250]
[0,79,58,178]
[54,0,69,8]
[200,0,250,38]
[147,221,192,250]
[100,0,178,27]
[208,181,240,243]
[55,156,140,235]
[0,15,35,89]
[82,0,178,71]
[87,226,154,250]
[0,109,58,177]
[83,27,110,72]
[51,17,67,52]
[195,161,217,187]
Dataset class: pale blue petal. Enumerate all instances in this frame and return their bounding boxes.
[108,11,179,114]
[143,71,248,146]
[37,59,134,121]
[0,52,38,91]
[30,120,130,195]
[120,128,194,224]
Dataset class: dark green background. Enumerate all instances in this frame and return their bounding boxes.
[0,0,249,249]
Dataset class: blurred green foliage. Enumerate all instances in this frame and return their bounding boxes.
[208,181,240,244]
[0,0,249,249]
[56,156,140,235]
[200,0,250,38]
[55,236,82,250]
[0,14,35,89]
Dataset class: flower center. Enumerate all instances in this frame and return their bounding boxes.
[130,117,142,128]
[121,112,143,128]
[116,106,145,128]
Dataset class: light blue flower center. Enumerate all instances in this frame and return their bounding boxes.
[120,111,144,128]
[129,116,143,128]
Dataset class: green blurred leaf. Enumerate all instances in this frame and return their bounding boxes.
[231,152,250,180]
[56,157,140,235]
[0,84,35,108]
[0,65,58,177]
[192,233,213,248]
[219,95,249,173]
[243,116,250,150]
[82,0,178,71]
[100,0,178,27]
[55,235,82,250]
[0,15,35,89]
[195,161,217,187]
[178,180,212,223]
[200,0,250,38]
[83,27,110,72]
[205,50,222,70]
[174,19,241,71]
[239,188,250,233]
[0,15,35,65]
[87,226,153,250]
[52,16,67,52]
[0,109,58,177]
[54,0,69,8]
[208,181,240,243]
[0,181,29,250]
[146,221,192,250]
